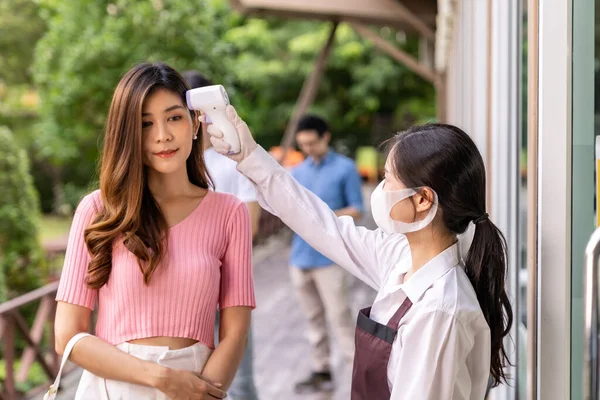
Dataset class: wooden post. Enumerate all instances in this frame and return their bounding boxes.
[418,35,434,69]
[279,22,339,158]
[12,310,56,380]
[435,73,447,122]
[350,22,437,83]
[0,315,5,339]
[3,316,16,399]
[17,296,55,381]
[49,300,59,372]
[527,0,539,398]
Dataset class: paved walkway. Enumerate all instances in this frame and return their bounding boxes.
[49,185,378,399]
[251,232,376,400]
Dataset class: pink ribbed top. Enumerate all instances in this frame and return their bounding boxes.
[56,190,255,347]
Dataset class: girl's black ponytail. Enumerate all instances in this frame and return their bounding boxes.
[465,216,513,386]
[390,123,514,386]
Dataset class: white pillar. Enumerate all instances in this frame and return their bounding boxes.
[487,0,521,397]
[536,0,573,398]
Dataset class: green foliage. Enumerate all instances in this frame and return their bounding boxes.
[0,359,48,393]
[31,0,435,209]
[0,0,52,212]
[222,20,436,149]
[0,127,45,301]
[33,0,232,168]
[0,0,46,153]
[0,0,47,85]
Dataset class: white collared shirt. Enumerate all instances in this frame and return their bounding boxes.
[204,147,257,202]
[238,146,491,400]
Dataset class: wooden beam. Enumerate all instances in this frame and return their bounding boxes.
[230,0,436,37]
[350,22,437,83]
[391,1,436,41]
[418,36,434,69]
[0,281,58,315]
[279,22,338,153]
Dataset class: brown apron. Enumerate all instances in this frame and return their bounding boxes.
[351,297,413,400]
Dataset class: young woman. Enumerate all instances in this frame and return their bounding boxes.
[206,107,513,400]
[54,63,255,400]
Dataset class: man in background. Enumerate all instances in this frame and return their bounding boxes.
[184,71,261,400]
[290,114,363,394]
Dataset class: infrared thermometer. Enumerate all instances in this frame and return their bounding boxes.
[185,85,241,154]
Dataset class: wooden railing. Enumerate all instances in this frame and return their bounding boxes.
[256,209,286,244]
[0,281,62,400]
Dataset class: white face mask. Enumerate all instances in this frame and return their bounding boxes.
[370,180,439,235]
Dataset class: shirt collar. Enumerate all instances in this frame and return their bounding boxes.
[398,242,461,304]
[308,149,334,166]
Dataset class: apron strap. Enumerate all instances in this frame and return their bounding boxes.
[386,297,413,329]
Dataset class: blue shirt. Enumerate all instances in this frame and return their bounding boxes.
[290,150,364,268]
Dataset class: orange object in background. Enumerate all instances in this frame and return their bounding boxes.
[269,146,305,169]
[355,146,383,183]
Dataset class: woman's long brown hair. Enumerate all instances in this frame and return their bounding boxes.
[84,62,212,289]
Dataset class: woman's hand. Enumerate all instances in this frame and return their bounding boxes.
[200,105,258,163]
[154,368,227,399]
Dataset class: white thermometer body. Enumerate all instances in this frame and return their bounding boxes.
[185,85,241,154]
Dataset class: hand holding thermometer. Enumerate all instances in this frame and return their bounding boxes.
[185,85,241,154]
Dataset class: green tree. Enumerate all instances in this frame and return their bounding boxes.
[33,0,233,210]
[222,19,435,150]
[33,0,435,208]
[0,127,45,301]
[0,0,47,143]
[0,0,47,85]
[0,0,52,212]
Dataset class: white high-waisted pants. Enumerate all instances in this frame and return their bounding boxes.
[74,341,212,399]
